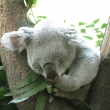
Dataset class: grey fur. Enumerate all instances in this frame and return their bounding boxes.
[1,20,100,101]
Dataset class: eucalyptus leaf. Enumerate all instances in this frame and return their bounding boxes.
[41,80,50,91]
[47,83,52,94]
[96,40,102,47]
[86,24,93,28]
[9,98,28,104]
[5,78,44,96]
[15,70,39,89]
[37,16,46,19]
[24,0,38,11]
[78,22,86,26]
[9,81,45,103]
[0,86,9,99]
[101,23,107,29]
[80,29,86,33]
[97,33,104,38]
[25,0,37,8]
[83,36,93,40]
[35,90,48,110]
[0,69,7,84]
[92,19,100,24]
[49,95,54,103]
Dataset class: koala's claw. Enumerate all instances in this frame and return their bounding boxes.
[53,88,62,96]
[53,88,68,98]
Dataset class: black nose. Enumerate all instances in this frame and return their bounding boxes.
[43,62,59,83]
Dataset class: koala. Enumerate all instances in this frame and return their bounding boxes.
[1,20,100,101]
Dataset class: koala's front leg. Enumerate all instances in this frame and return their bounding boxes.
[54,74,81,92]
[54,53,99,92]
[53,83,91,101]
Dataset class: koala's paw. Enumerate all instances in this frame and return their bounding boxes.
[53,88,63,97]
[53,88,77,100]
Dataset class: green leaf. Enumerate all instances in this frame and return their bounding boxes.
[32,0,37,6]
[0,86,9,99]
[83,36,93,40]
[35,90,48,110]
[101,23,107,29]
[25,0,37,10]
[86,24,93,28]
[92,19,100,24]
[9,81,45,103]
[80,29,86,33]
[41,81,50,91]
[5,78,44,96]
[0,69,7,84]
[78,22,86,26]
[47,83,52,94]
[96,40,102,47]
[25,0,37,8]
[15,70,39,89]
[49,95,54,103]
[97,33,104,38]
[37,16,46,19]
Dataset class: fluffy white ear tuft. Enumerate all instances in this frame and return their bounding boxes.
[1,31,27,52]
[1,27,34,52]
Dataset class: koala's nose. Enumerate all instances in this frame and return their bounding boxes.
[43,62,59,83]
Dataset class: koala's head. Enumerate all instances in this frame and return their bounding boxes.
[1,20,78,83]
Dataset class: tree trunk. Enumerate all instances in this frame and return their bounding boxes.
[100,17,110,60]
[0,0,75,110]
[87,17,110,110]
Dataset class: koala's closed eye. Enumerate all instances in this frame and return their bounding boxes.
[58,56,65,62]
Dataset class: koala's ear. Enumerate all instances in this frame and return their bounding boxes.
[1,27,34,52]
[65,27,79,46]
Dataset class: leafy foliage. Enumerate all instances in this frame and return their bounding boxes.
[79,22,86,26]
[35,90,48,110]
[0,60,17,110]
[26,0,107,48]
[5,70,52,110]
[27,13,47,27]
[24,0,37,10]
[77,19,107,47]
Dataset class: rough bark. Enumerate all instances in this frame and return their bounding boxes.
[87,17,110,110]
[100,16,110,60]
[0,0,75,110]
[87,53,110,110]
